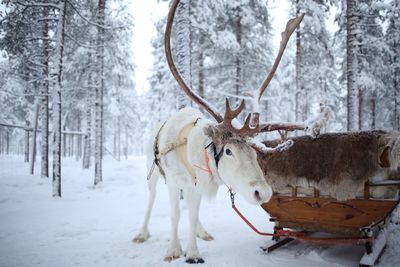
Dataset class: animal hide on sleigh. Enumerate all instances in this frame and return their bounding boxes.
[257,130,400,201]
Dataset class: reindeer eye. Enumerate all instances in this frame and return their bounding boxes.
[225,148,232,156]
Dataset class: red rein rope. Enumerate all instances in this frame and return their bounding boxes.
[230,193,373,245]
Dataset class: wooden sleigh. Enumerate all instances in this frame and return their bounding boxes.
[254,180,400,267]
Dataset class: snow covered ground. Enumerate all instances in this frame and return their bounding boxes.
[0,155,399,267]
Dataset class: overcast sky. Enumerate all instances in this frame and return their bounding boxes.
[129,0,168,95]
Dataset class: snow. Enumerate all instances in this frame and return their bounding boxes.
[359,229,387,266]
[1,155,399,267]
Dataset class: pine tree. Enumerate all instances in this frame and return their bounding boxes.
[292,0,338,122]
[386,0,400,130]
[94,0,106,186]
[40,5,50,178]
[174,0,192,109]
[346,0,360,131]
[52,0,67,197]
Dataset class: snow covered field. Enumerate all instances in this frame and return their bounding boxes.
[0,155,399,267]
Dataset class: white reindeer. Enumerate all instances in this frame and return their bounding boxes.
[133,1,306,264]
[133,106,273,263]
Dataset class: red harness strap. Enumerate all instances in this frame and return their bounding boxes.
[193,149,212,175]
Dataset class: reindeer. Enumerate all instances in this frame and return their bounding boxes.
[132,0,320,264]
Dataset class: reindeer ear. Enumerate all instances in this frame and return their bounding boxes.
[379,146,391,168]
[203,125,223,146]
[204,125,217,138]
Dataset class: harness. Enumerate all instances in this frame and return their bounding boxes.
[149,118,226,187]
[150,118,202,183]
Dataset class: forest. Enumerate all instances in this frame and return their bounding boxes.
[0,0,399,197]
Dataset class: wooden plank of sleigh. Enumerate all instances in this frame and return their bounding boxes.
[261,182,400,237]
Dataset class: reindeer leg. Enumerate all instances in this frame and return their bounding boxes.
[197,220,214,241]
[184,189,204,264]
[132,170,159,243]
[164,183,183,262]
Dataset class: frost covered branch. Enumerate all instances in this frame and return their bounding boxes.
[250,139,294,154]
[304,104,333,137]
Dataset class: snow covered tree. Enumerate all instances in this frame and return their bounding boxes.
[291,0,338,122]
[174,0,192,109]
[385,0,400,130]
[190,0,273,116]
[346,0,360,131]
[342,0,387,130]
[94,0,106,186]
[52,0,67,197]
[0,0,55,174]
[40,5,51,178]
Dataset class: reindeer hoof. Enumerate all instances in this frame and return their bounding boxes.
[132,232,149,243]
[198,234,214,241]
[186,258,205,264]
[132,237,146,243]
[164,255,180,262]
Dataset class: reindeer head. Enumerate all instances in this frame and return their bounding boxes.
[165,0,305,204]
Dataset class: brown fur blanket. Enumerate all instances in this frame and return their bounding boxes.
[258,130,400,200]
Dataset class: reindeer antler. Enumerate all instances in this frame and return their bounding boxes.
[164,0,223,123]
[219,99,260,137]
[257,14,305,101]
[251,13,307,135]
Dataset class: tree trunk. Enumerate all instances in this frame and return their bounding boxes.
[52,0,67,197]
[62,127,67,158]
[295,0,303,122]
[94,0,106,186]
[30,104,39,175]
[0,128,2,154]
[346,0,359,131]
[40,6,50,178]
[394,52,400,130]
[124,127,128,160]
[117,115,121,161]
[358,89,363,130]
[25,130,30,163]
[76,112,82,160]
[198,49,205,98]
[235,8,242,101]
[175,0,191,109]
[70,133,74,157]
[6,130,9,154]
[82,48,94,169]
[371,93,376,129]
